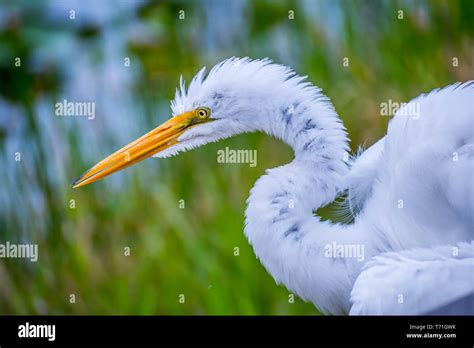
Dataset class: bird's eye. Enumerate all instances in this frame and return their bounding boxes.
[196,107,211,119]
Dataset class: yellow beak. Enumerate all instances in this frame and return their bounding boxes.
[72,110,205,188]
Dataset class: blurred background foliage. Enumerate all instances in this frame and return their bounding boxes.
[0,0,472,315]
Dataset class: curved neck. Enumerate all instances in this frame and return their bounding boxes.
[244,92,372,314]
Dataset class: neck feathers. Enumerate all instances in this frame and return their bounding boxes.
[244,86,362,314]
[253,71,349,166]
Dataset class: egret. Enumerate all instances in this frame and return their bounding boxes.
[73,58,474,315]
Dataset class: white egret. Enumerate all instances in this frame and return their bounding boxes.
[73,58,474,315]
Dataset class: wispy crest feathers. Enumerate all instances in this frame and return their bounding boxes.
[171,56,303,115]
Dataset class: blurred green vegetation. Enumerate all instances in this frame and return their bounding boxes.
[0,0,472,315]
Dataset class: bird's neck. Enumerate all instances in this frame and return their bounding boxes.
[244,92,371,314]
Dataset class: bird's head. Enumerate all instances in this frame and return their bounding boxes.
[72,57,305,188]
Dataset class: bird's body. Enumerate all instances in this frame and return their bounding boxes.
[74,58,474,315]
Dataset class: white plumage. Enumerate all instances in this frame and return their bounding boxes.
[350,241,474,315]
[165,58,473,315]
[78,57,474,314]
